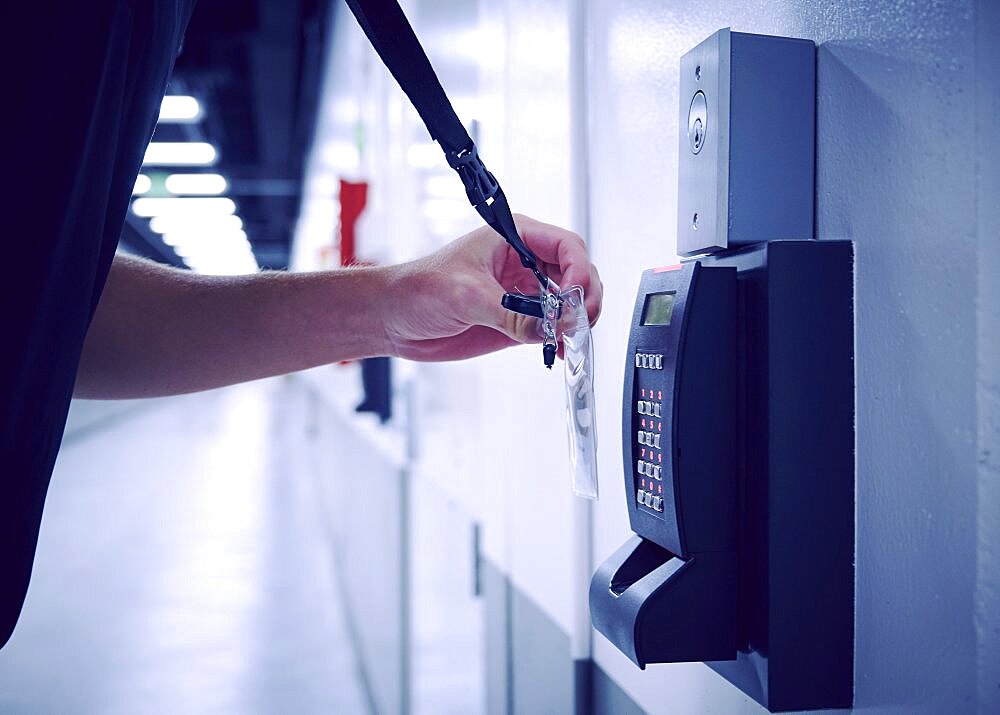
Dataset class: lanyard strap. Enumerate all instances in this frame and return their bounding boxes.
[343,0,469,154]
[342,0,547,281]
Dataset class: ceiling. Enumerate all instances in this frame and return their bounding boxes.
[124,0,334,270]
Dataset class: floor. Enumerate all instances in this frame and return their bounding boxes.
[0,379,370,714]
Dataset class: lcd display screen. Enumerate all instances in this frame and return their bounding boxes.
[641,292,676,326]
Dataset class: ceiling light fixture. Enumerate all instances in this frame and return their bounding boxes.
[158,95,202,123]
[131,196,236,218]
[133,174,152,195]
[164,173,229,195]
[148,213,244,235]
[143,142,217,166]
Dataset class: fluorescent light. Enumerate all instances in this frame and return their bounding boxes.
[179,242,259,275]
[183,261,259,276]
[165,220,258,275]
[159,95,202,122]
[143,142,217,166]
[165,173,228,195]
[162,228,248,247]
[149,213,243,235]
[131,196,235,218]
[133,174,152,195]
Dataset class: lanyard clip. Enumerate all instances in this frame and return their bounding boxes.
[446,140,561,369]
[502,290,563,369]
[446,142,541,274]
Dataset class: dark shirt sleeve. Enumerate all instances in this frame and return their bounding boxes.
[0,0,197,649]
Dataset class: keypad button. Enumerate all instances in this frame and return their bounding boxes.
[636,489,645,504]
[653,433,661,449]
[644,491,654,507]
[655,355,663,369]
[653,496,663,511]
[636,431,644,445]
[635,354,641,368]
[652,403,661,418]
[653,465,662,480]
[637,400,645,415]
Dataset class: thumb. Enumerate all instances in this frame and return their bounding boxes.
[487,290,544,344]
[459,278,542,345]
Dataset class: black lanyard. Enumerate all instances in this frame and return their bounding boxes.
[342,0,551,290]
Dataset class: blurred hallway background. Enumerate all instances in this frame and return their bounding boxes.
[0,380,369,713]
[1,0,997,713]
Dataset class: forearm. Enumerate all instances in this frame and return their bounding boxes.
[76,254,398,399]
[75,217,602,398]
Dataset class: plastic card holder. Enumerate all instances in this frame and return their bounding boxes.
[560,286,598,500]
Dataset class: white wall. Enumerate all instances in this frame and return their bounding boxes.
[295,1,998,712]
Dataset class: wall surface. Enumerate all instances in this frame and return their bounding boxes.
[585,1,992,712]
[975,0,1000,712]
[295,1,997,713]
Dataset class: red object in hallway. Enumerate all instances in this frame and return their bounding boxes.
[338,179,369,267]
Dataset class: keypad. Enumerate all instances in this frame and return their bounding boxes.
[633,373,666,514]
[634,352,663,370]
[636,460,663,480]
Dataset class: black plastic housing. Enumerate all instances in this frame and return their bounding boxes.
[620,262,738,555]
[590,241,855,711]
[701,240,855,712]
[590,261,738,668]
[589,536,737,668]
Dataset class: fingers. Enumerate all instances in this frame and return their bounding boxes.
[585,262,603,326]
[434,215,601,357]
[492,291,545,344]
[512,215,602,326]
[403,326,518,362]
[513,215,590,285]
[450,274,542,346]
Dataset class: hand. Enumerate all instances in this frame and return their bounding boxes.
[386,214,602,362]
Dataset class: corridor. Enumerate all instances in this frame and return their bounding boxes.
[0,380,369,714]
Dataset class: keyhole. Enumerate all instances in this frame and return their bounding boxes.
[687,91,708,154]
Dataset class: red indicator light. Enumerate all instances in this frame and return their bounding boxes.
[641,448,646,457]
[657,390,662,400]
[642,479,646,488]
[658,422,662,431]
[658,453,662,463]
[658,484,662,494]
[641,419,646,428]
[641,388,645,397]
